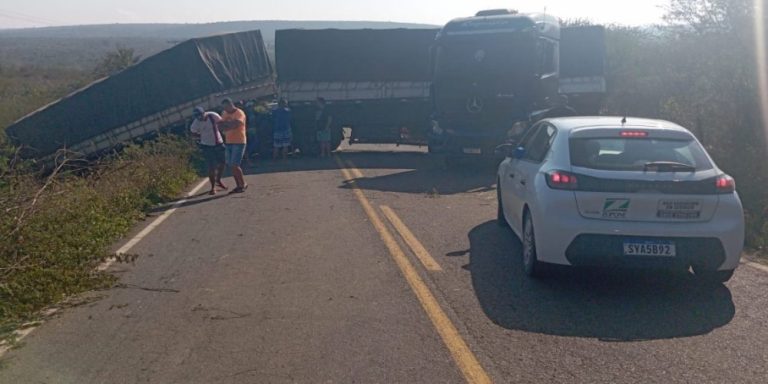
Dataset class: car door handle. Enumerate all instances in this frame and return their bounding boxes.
[520,179,527,186]
[509,173,515,179]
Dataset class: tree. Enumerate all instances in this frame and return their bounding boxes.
[602,0,768,248]
[93,47,141,78]
[664,0,755,36]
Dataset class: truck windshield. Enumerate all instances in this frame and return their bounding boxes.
[433,34,536,81]
[570,137,714,171]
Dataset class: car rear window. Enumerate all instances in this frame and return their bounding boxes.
[569,138,714,171]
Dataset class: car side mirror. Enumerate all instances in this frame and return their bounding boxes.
[513,146,526,160]
[494,143,516,158]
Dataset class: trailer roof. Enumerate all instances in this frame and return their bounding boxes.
[275,28,438,82]
[6,30,273,157]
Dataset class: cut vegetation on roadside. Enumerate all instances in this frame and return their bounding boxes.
[0,136,197,344]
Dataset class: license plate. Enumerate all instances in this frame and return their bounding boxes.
[623,240,676,257]
[463,148,482,155]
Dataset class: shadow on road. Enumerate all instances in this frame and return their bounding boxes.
[149,194,229,214]
[241,149,498,195]
[466,220,735,341]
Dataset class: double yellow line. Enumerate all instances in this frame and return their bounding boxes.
[336,156,492,384]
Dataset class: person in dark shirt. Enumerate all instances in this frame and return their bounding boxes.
[314,97,333,158]
[272,99,293,160]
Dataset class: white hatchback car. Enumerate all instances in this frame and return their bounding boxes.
[496,117,744,282]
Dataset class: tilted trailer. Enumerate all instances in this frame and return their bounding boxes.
[6,30,275,164]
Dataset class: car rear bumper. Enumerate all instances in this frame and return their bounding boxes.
[564,234,725,270]
[531,194,745,271]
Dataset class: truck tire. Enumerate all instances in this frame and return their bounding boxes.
[331,127,344,151]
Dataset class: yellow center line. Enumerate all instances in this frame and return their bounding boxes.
[346,161,365,179]
[380,205,444,272]
[335,156,492,384]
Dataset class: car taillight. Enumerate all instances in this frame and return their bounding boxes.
[715,175,736,193]
[546,170,580,190]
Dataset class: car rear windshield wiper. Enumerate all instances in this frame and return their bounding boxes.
[643,161,697,172]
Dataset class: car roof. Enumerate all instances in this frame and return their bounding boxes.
[543,116,691,134]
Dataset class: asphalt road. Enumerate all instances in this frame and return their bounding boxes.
[1,144,767,383]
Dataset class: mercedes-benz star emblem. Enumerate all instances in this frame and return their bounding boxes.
[466,96,484,114]
[474,49,486,62]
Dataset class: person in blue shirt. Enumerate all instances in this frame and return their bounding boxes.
[272,98,293,160]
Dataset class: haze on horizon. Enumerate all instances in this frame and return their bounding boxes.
[0,0,667,29]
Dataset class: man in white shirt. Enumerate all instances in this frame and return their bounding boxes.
[190,106,227,195]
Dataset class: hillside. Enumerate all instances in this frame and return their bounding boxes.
[0,20,436,70]
[0,20,436,39]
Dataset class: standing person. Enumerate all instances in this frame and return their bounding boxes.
[272,99,293,160]
[189,106,227,195]
[244,100,258,167]
[314,97,333,158]
[218,98,248,193]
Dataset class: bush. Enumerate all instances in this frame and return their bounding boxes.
[0,136,197,337]
[600,0,768,254]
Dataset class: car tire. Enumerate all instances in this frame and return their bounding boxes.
[692,267,735,284]
[522,213,545,278]
[497,180,509,227]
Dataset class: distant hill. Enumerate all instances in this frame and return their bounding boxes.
[0,20,436,40]
[0,20,437,70]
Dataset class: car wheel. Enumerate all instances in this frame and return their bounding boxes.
[692,267,735,284]
[522,213,545,278]
[497,180,509,227]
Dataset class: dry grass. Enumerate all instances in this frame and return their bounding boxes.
[0,136,197,340]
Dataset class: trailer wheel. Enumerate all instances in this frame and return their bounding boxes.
[331,127,344,152]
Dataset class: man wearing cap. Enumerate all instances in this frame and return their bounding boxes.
[190,106,227,195]
[218,98,248,193]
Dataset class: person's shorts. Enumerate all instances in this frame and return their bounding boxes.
[199,144,225,167]
[274,136,292,148]
[225,143,247,166]
[316,130,331,143]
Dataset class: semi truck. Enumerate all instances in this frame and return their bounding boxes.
[274,28,439,154]
[6,30,275,164]
[428,9,606,157]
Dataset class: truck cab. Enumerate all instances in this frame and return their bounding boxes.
[430,10,606,160]
[429,10,562,157]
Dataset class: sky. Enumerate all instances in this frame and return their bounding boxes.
[0,0,668,29]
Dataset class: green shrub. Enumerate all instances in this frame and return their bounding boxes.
[0,136,197,336]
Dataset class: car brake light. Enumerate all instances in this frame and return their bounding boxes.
[546,170,579,190]
[715,175,736,193]
[620,131,648,138]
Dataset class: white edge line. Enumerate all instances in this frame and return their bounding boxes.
[99,178,209,271]
[0,178,208,357]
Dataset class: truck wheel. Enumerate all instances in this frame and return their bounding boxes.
[331,128,344,151]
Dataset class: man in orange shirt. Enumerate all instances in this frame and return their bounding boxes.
[218,98,248,193]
